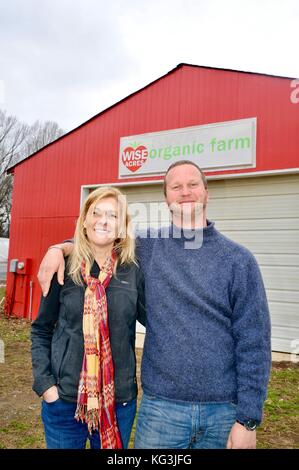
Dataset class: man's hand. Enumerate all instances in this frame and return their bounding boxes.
[37,245,65,296]
[226,422,256,449]
[43,385,59,403]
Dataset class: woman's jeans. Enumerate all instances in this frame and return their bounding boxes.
[134,393,237,449]
[41,397,136,449]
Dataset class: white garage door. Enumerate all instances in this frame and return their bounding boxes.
[119,173,299,353]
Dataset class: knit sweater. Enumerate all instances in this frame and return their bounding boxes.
[136,220,271,424]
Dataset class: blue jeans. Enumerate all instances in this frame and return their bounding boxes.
[41,398,136,449]
[134,393,236,449]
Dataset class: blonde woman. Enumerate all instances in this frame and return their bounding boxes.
[31,187,146,449]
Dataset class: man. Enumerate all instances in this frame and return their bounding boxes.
[38,161,271,449]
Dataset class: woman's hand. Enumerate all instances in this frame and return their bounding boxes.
[43,385,59,403]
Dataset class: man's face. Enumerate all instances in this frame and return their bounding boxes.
[165,164,209,218]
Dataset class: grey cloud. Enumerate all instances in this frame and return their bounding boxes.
[0,0,138,128]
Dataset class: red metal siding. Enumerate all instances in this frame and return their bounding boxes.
[6,64,299,319]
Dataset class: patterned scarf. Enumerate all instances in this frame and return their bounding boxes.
[75,254,122,449]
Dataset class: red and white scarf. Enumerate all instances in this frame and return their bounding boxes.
[75,254,122,449]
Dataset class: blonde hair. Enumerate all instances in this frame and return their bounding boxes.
[68,186,136,285]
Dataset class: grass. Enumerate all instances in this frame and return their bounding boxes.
[257,366,299,448]
[0,286,6,312]
[0,290,298,449]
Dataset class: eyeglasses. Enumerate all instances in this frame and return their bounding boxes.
[92,208,118,220]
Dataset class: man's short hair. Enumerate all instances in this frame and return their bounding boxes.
[163,160,208,196]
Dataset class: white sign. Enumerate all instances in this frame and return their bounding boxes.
[119,118,256,178]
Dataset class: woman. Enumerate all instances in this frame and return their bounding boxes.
[31,186,146,449]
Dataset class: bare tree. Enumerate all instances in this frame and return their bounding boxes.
[25,120,64,157]
[0,110,30,237]
[0,174,13,237]
[0,109,30,175]
[0,109,64,236]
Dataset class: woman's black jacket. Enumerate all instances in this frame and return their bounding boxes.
[31,260,146,404]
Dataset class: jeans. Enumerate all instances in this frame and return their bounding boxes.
[41,397,136,449]
[134,393,236,449]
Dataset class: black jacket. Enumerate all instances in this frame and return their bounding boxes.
[31,260,146,403]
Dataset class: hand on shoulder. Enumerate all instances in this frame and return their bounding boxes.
[38,245,66,296]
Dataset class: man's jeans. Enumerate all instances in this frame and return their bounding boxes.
[41,397,136,449]
[134,393,236,449]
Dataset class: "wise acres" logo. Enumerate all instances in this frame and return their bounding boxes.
[121,142,148,172]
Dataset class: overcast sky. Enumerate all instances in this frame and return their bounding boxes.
[0,0,298,132]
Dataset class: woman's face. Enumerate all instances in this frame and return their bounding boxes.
[84,197,119,248]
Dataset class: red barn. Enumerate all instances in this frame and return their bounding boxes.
[7,63,299,354]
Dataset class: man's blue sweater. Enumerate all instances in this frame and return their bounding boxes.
[136,221,271,424]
